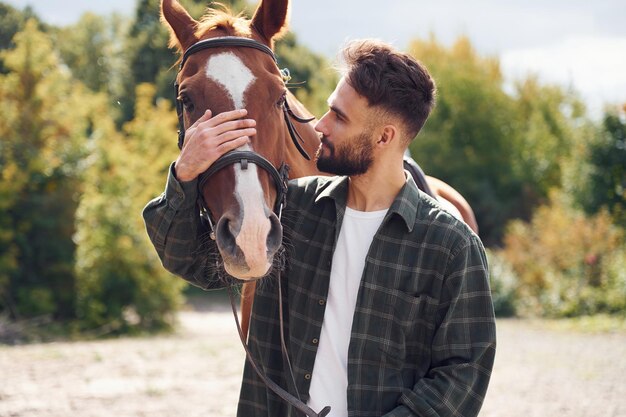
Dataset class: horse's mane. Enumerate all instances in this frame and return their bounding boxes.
[165,5,251,55]
[195,7,251,38]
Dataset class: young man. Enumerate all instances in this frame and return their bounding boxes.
[143,39,496,417]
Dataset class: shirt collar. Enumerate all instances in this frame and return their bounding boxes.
[388,172,421,232]
[314,172,421,232]
[314,175,349,206]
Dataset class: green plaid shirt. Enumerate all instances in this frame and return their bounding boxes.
[143,164,496,417]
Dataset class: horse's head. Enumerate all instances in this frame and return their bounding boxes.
[161,0,315,280]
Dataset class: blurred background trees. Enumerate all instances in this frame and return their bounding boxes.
[0,19,97,321]
[581,111,626,228]
[408,36,590,245]
[0,0,624,339]
[74,83,185,332]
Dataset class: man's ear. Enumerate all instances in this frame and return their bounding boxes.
[376,125,399,146]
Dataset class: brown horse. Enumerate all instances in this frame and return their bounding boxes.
[161,0,478,337]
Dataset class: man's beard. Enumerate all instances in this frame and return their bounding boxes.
[315,132,374,176]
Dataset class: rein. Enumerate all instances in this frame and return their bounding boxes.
[175,36,330,417]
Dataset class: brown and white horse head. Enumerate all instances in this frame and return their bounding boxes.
[161,0,294,280]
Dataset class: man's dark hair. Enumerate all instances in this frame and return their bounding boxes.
[340,39,436,141]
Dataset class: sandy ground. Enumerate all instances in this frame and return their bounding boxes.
[1,302,625,417]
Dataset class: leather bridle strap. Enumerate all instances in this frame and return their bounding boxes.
[199,151,286,194]
[228,285,331,417]
[179,36,277,70]
[282,100,313,160]
[197,150,289,218]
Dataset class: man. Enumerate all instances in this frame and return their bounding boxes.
[143,39,496,417]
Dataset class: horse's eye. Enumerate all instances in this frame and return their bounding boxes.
[276,93,287,108]
[179,94,194,113]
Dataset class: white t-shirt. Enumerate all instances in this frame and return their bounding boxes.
[307,206,388,416]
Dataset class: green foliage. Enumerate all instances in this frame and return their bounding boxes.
[74,84,184,332]
[500,192,626,318]
[122,0,176,120]
[0,2,45,73]
[55,12,131,119]
[56,13,114,92]
[276,32,338,118]
[0,20,95,320]
[408,36,587,245]
[408,36,523,244]
[581,109,626,227]
[511,77,588,211]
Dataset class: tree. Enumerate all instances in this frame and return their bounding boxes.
[581,107,626,227]
[0,20,96,319]
[0,2,45,73]
[511,76,588,213]
[74,83,185,332]
[408,36,523,245]
[275,32,337,118]
[408,36,589,245]
[56,13,129,93]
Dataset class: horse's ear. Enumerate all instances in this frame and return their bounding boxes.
[251,0,290,45]
[161,0,199,51]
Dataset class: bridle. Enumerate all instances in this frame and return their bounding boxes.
[175,36,314,238]
[174,36,330,417]
[175,36,316,240]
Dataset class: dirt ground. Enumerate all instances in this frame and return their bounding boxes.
[1,300,625,417]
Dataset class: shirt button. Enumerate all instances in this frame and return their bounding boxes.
[312,338,319,344]
[304,373,311,380]
[318,299,326,306]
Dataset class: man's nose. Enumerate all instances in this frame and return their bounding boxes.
[314,112,330,134]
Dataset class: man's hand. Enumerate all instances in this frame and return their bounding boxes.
[174,109,257,182]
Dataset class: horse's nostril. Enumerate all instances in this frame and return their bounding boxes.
[216,217,237,257]
[266,213,283,254]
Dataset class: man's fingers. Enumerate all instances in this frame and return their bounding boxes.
[215,127,257,145]
[205,108,248,128]
[189,109,212,130]
[217,135,250,153]
[207,119,256,137]
[181,110,212,149]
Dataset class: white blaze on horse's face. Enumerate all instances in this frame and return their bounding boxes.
[205,52,272,278]
[205,52,254,109]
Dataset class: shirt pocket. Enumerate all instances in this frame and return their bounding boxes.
[379,290,438,371]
